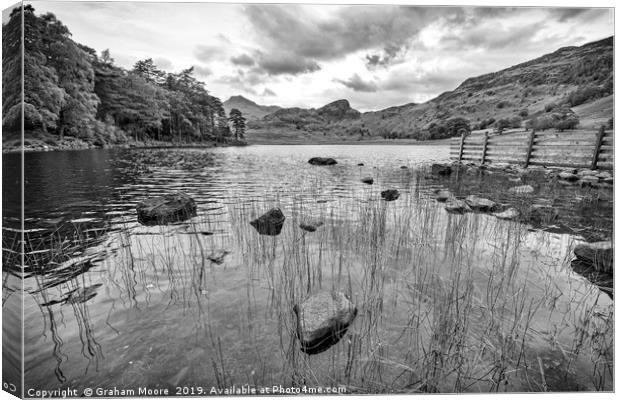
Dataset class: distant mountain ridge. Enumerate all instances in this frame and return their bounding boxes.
[222,95,281,120]
[246,36,613,143]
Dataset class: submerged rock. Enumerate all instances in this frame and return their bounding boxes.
[434,189,454,203]
[66,284,103,304]
[444,199,471,214]
[508,185,534,195]
[464,195,497,212]
[493,207,520,220]
[299,219,324,232]
[381,189,400,201]
[574,241,613,274]
[136,193,197,225]
[308,157,337,166]
[431,164,452,176]
[250,208,286,236]
[207,250,230,265]
[361,176,374,185]
[294,291,357,355]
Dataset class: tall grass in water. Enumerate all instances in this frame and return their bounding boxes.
[21,167,613,393]
[227,177,612,393]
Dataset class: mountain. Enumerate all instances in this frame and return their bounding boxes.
[223,95,281,120]
[248,36,613,143]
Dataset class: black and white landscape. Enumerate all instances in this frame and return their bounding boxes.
[1,1,614,397]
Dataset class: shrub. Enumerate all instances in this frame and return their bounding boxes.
[518,109,529,117]
[566,85,603,107]
[544,103,556,112]
[495,118,511,133]
[509,116,523,128]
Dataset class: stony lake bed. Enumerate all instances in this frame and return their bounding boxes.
[2,145,613,394]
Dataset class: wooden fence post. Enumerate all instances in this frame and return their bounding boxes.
[524,128,536,168]
[458,129,466,162]
[591,125,605,170]
[480,132,489,165]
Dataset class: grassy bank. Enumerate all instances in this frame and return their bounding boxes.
[2,136,247,154]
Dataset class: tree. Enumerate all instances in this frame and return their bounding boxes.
[228,108,246,140]
[445,117,471,137]
[132,58,165,85]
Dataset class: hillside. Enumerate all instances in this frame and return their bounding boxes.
[247,36,613,143]
[223,95,281,120]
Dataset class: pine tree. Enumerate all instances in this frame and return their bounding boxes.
[228,109,246,140]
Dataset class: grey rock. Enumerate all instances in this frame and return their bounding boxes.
[558,171,579,181]
[136,193,197,226]
[434,189,454,203]
[299,219,324,232]
[464,195,497,212]
[574,241,613,274]
[250,208,286,236]
[508,185,534,194]
[381,189,400,201]
[493,207,520,220]
[308,157,337,166]
[577,169,599,177]
[294,291,357,354]
[596,171,612,180]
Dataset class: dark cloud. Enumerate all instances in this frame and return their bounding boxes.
[231,53,255,67]
[243,5,445,65]
[439,21,545,51]
[550,8,611,23]
[335,74,378,92]
[193,44,224,62]
[365,44,404,68]
[254,51,320,75]
[551,8,591,22]
[262,88,276,96]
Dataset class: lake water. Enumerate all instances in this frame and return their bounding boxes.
[2,145,613,394]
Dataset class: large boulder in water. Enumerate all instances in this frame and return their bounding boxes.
[250,208,286,236]
[381,189,400,201]
[493,207,520,220]
[464,195,497,212]
[574,241,613,274]
[136,193,197,225]
[294,291,357,354]
[308,157,337,166]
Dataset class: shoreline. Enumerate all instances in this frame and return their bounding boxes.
[1,138,247,154]
[2,137,452,154]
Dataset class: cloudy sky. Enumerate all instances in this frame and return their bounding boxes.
[18,1,615,111]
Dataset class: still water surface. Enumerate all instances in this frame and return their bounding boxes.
[2,145,613,394]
